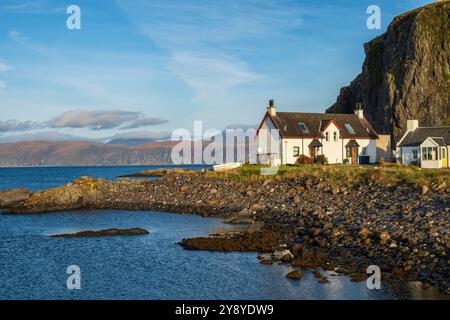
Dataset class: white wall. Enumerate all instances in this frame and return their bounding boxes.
[257,117,378,165]
[340,139,377,164]
[322,123,342,164]
[422,160,441,169]
[281,138,314,165]
[257,117,281,164]
[356,139,377,164]
[398,146,420,166]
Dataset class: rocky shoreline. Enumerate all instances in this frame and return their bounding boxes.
[0,169,448,295]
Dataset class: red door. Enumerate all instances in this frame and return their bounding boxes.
[351,147,358,164]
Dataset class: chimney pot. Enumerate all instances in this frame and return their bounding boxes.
[354,103,364,119]
[407,120,419,132]
[267,99,277,116]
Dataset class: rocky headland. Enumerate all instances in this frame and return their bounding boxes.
[327,1,450,146]
[0,167,448,294]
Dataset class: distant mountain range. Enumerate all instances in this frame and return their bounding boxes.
[0,140,177,166]
[107,138,166,146]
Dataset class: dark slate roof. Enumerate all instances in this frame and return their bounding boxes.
[430,137,447,146]
[308,139,323,148]
[398,127,450,147]
[269,112,378,139]
[345,140,360,148]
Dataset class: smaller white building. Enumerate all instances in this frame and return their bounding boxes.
[256,100,379,165]
[397,120,450,169]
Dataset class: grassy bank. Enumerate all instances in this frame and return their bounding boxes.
[209,164,449,188]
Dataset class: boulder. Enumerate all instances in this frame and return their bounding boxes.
[358,227,373,239]
[0,189,32,208]
[286,270,302,280]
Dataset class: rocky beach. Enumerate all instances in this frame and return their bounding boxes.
[0,166,448,295]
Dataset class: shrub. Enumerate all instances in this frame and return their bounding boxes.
[296,155,313,165]
[313,155,328,165]
[343,158,350,165]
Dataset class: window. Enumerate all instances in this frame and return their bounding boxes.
[443,148,447,158]
[325,132,330,142]
[412,149,418,160]
[346,147,352,158]
[333,131,338,141]
[298,123,310,134]
[362,147,367,156]
[422,147,439,160]
[345,124,356,135]
[293,146,300,157]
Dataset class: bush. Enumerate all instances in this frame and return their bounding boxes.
[296,155,313,165]
[343,158,350,165]
[313,155,328,165]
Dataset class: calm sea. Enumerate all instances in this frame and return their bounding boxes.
[0,166,446,299]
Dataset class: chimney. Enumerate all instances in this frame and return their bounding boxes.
[267,99,277,117]
[354,102,364,119]
[407,120,419,132]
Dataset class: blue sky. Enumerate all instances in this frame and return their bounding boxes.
[0,0,433,141]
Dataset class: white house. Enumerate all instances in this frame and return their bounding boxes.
[256,100,379,165]
[397,120,449,169]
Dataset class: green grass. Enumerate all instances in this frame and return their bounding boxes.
[208,164,449,188]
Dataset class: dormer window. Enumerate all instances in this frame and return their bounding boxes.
[298,122,310,134]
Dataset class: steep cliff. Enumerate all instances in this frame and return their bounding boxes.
[327,1,450,146]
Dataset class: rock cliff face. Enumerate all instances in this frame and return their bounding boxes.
[327,1,450,146]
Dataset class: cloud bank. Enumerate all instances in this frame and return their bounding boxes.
[50,110,167,131]
[0,110,168,133]
[0,120,44,133]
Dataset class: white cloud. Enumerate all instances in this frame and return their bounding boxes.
[1,1,63,14]
[167,52,263,101]
[0,80,6,90]
[0,119,44,132]
[122,0,303,50]
[0,110,168,133]
[118,0,303,101]
[9,30,56,57]
[0,63,11,73]
[49,110,168,131]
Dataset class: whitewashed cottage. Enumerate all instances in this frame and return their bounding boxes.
[397,120,449,169]
[256,100,379,165]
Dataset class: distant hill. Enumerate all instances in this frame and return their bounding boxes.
[107,138,162,146]
[0,136,256,167]
[327,1,450,146]
[0,140,177,166]
[0,131,98,143]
